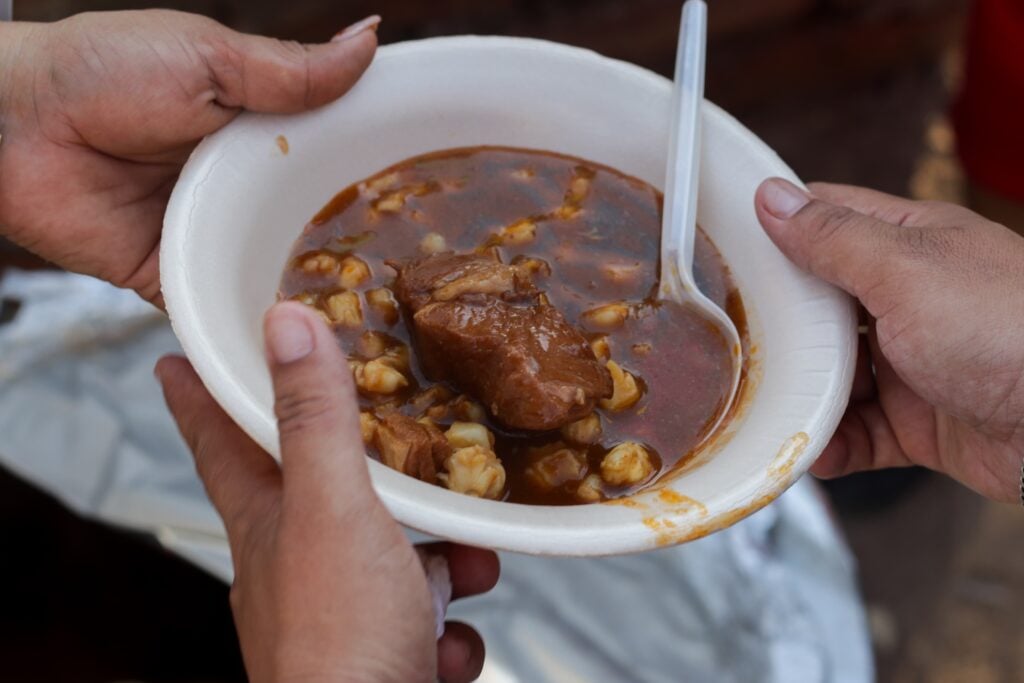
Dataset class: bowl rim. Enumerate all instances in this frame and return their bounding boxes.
[162,35,856,555]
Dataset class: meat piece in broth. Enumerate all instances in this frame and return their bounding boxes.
[373,412,451,484]
[391,252,612,431]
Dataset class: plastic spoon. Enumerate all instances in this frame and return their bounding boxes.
[659,0,742,439]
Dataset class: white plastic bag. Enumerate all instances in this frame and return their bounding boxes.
[0,270,873,683]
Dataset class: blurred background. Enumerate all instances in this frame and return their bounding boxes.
[3,1,1024,681]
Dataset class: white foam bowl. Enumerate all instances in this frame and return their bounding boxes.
[162,36,856,555]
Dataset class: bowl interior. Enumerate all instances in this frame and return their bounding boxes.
[162,36,856,555]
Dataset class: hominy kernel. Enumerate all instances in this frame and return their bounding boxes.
[601,360,642,411]
[366,288,399,325]
[451,396,487,423]
[339,256,371,289]
[632,343,653,357]
[500,219,537,245]
[376,193,405,213]
[445,422,495,450]
[379,344,411,372]
[365,172,399,195]
[441,446,506,499]
[356,358,408,394]
[357,331,389,359]
[554,205,580,220]
[583,303,629,330]
[600,442,655,486]
[420,232,447,254]
[301,252,338,274]
[512,256,551,277]
[568,176,591,203]
[576,474,605,503]
[603,262,641,283]
[561,413,602,445]
[359,412,379,444]
[324,291,363,327]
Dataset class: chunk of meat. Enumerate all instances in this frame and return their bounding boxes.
[373,412,451,484]
[524,446,587,492]
[391,253,612,430]
[389,252,535,310]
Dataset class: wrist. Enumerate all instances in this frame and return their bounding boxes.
[0,21,45,232]
[0,22,45,137]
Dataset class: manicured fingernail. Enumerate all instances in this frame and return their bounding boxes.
[265,304,316,364]
[332,15,381,42]
[761,178,810,219]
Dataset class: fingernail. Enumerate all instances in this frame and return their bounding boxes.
[332,15,381,42]
[265,304,316,364]
[762,178,810,219]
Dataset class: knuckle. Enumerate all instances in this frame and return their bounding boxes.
[910,200,980,228]
[201,36,246,103]
[917,199,967,219]
[274,386,338,437]
[806,203,862,246]
[896,225,961,261]
[195,444,230,490]
[266,40,314,108]
[916,199,953,214]
[188,427,219,472]
[274,39,309,62]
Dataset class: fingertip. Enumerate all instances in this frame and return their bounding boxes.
[331,15,381,42]
[154,355,198,396]
[423,543,500,599]
[264,299,322,326]
[264,302,320,366]
[810,433,851,480]
[757,177,812,221]
[450,546,500,599]
[154,354,179,383]
[213,25,378,114]
[264,300,332,337]
[437,622,485,683]
[306,28,378,108]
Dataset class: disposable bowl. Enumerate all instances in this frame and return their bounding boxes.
[161,36,857,555]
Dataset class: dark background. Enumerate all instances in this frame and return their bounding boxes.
[4,1,1024,681]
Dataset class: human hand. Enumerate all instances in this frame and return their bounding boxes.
[756,179,1024,503]
[157,302,498,683]
[0,10,378,306]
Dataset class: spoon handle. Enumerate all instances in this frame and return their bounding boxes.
[0,1,11,21]
[660,0,707,297]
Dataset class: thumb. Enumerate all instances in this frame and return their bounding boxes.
[754,177,908,313]
[264,301,373,509]
[211,15,379,113]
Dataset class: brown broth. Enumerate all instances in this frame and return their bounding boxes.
[279,147,744,504]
